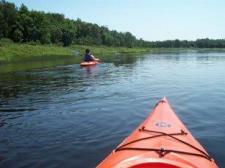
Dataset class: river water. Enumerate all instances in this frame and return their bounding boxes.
[0,50,224,168]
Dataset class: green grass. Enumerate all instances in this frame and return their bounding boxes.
[70,45,151,56]
[0,42,74,63]
[0,39,151,64]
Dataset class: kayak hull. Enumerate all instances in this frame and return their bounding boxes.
[80,61,98,67]
[97,97,218,168]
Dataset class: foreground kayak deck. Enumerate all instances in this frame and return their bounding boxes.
[97,97,218,168]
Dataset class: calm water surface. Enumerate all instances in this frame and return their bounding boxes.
[0,50,225,168]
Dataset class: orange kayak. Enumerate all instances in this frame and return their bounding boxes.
[97,97,218,168]
[80,61,98,67]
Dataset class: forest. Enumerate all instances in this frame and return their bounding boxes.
[1,0,225,48]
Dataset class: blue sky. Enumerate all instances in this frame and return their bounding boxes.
[8,0,225,41]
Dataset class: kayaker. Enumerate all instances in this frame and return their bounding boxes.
[83,49,98,62]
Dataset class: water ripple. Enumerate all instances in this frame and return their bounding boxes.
[0,50,225,168]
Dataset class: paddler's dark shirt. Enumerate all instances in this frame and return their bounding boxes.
[84,54,94,62]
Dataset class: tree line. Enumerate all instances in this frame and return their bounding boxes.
[0,0,139,47]
[1,0,225,48]
[145,39,225,48]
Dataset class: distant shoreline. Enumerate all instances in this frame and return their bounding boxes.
[2,41,225,65]
[0,40,151,64]
[1,41,225,74]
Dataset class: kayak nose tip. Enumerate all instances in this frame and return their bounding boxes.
[162,96,168,102]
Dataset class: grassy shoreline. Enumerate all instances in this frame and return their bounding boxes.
[1,41,225,65]
[0,40,151,64]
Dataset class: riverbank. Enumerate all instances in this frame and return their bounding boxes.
[0,40,151,64]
